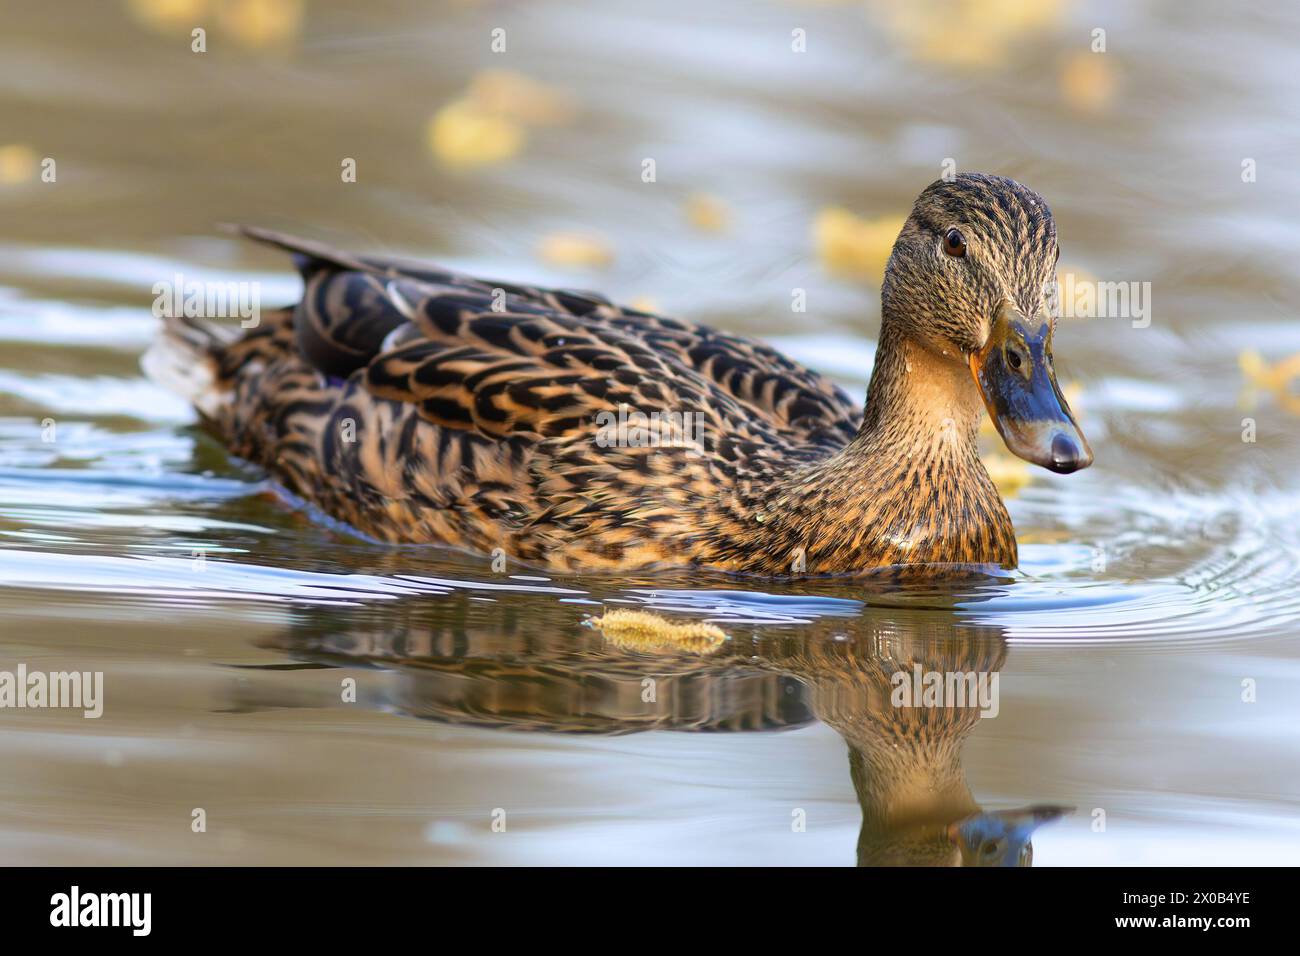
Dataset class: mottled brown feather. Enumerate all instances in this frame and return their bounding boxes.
[159,176,1066,575]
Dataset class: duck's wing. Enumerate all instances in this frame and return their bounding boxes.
[237,227,862,449]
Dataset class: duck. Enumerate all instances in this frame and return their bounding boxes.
[144,173,1091,576]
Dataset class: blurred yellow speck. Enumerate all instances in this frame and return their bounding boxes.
[869,0,1062,69]
[814,207,904,282]
[218,0,304,48]
[130,0,303,48]
[1063,381,1084,412]
[537,231,614,270]
[0,144,39,186]
[1058,264,1096,285]
[1239,349,1300,415]
[685,193,730,233]
[1239,350,1266,383]
[427,99,526,168]
[428,72,573,169]
[982,451,1031,497]
[467,71,575,126]
[628,295,659,313]
[1060,52,1117,113]
[126,0,211,33]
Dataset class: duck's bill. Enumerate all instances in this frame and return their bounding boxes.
[948,804,1073,867]
[968,304,1093,474]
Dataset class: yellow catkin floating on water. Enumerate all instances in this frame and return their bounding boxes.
[1053,264,1099,319]
[217,0,305,49]
[1060,52,1117,113]
[126,0,211,33]
[684,193,730,233]
[428,72,573,169]
[130,0,303,48]
[868,0,1062,69]
[588,609,727,654]
[1239,350,1300,415]
[1240,350,1300,393]
[427,99,526,168]
[536,231,614,269]
[814,208,905,283]
[981,452,1031,498]
[0,144,40,186]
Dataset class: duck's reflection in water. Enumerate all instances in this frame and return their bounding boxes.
[251,597,1069,865]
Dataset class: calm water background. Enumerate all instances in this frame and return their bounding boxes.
[1,0,1299,864]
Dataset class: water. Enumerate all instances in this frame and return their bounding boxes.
[1,0,1298,865]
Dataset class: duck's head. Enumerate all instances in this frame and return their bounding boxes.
[882,173,1092,474]
[948,804,1072,866]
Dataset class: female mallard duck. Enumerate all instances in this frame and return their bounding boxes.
[146,173,1091,575]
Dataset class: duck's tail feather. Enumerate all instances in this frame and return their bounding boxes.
[219,223,375,278]
[141,314,237,420]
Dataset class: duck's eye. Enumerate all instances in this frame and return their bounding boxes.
[943,228,967,257]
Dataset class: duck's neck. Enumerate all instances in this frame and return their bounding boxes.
[847,728,978,865]
[772,633,999,866]
[740,322,1009,573]
[859,323,985,446]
